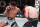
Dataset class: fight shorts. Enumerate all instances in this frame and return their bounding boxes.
[23,18,38,27]
[3,17,17,27]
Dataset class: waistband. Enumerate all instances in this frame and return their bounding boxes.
[27,18,37,20]
[7,17,15,20]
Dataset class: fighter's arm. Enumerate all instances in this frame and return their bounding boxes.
[18,8,21,12]
[3,6,11,16]
[24,7,28,18]
[3,6,8,16]
[17,8,21,13]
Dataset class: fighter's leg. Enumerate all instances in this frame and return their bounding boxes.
[23,18,32,27]
[32,19,38,27]
[11,22,19,27]
[0,22,7,27]
[0,18,8,27]
[23,22,32,27]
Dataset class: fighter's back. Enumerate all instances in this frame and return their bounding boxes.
[25,6,38,18]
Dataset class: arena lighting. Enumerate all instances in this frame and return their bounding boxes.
[19,15,23,17]
[16,14,19,17]
[35,0,39,12]
[0,1,6,7]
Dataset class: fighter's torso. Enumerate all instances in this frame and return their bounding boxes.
[28,6,38,18]
[25,6,38,18]
[7,6,19,18]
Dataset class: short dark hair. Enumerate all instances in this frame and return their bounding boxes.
[11,1,17,6]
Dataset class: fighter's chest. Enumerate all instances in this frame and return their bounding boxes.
[9,10,17,14]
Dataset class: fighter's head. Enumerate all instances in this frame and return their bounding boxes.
[11,1,17,6]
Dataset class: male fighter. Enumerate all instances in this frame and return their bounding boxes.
[23,5,38,27]
[0,1,20,27]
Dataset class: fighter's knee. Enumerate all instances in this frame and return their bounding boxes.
[0,24,3,27]
[0,22,6,27]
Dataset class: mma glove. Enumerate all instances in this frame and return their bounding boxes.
[7,7,11,12]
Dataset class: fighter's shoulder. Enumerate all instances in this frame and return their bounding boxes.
[25,6,33,8]
[25,6,30,8]
[26,6,36,9]
[29,6,36,9]
[16,7,20,10]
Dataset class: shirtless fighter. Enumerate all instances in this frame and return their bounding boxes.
[0,1,20,27]
[23,5,38,27]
